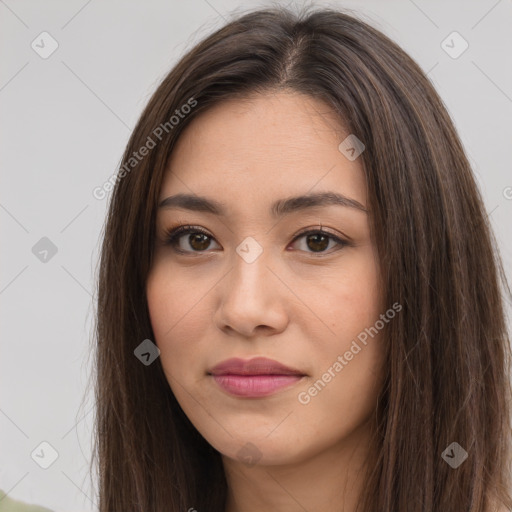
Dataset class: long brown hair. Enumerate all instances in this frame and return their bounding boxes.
[91,4,512,511]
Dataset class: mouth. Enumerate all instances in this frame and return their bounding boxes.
[207,357,306,398]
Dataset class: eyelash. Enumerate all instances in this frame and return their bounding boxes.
[162,224,350,257]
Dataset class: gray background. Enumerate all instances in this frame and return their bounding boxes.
[1,0,511,510]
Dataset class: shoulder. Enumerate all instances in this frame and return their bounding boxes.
[0,489,54,512]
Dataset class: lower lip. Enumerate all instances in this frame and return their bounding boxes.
[211,374,304,397]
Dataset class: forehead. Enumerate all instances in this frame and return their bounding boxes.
[160,91,367,215]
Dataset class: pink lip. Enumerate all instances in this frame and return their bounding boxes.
[208,357,305,398]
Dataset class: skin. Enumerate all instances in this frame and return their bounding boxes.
[146,91,387,512]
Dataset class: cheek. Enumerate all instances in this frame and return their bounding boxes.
[146,263,205,338]
[319,249,382,335]
[146,268,192,365]
[298,295,385,440]
[298,249,384,414]
[296,337,384,458]
[147,270,175,344]
[146,265,215,383]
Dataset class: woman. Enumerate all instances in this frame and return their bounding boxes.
[92,5,512,511]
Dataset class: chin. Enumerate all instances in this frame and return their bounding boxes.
[211,430,313,468]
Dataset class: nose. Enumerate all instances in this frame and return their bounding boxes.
[213,246,289,338]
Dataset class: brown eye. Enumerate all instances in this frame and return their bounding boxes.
[305,233,330,252]
[164,225,220,253]
[290,229,348,255]
[187,233,211,251]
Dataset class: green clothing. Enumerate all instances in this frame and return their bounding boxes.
[0,491,54,512]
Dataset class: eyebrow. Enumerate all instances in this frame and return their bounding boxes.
[158,191,368,217]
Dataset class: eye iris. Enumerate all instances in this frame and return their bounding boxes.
[306,233,329,252]
[189,233,210,251]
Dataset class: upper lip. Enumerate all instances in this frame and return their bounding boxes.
[208,357,305,376]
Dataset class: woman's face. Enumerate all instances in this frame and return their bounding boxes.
[146,91,386,466]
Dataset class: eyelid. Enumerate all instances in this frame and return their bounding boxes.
[292,225,350,244]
